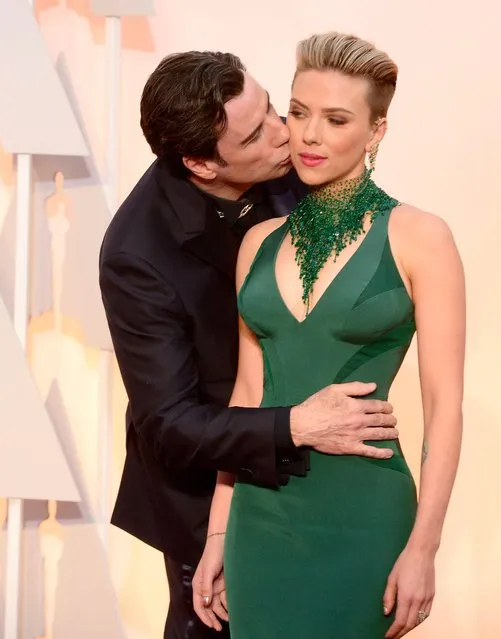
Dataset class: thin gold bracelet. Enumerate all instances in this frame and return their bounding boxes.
[207,531,226,539]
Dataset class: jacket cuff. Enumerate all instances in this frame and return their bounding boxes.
[274,407,310,476]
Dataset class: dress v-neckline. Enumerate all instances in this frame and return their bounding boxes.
[272,216,380,325]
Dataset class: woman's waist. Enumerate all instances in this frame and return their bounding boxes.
[231,453,417,530]
[260,371,393,407]
[261,388,391,409]
[235,448,414,498]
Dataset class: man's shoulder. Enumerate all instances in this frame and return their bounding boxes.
[100,160,176,263]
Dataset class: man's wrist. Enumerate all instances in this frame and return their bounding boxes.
[275,406,311,476]
[290,405,308,447]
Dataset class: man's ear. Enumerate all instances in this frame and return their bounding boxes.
[183,156,218,180]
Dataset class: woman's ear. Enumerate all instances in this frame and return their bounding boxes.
[368,117,387,151]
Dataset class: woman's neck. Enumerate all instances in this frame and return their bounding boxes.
[311,167,370,203]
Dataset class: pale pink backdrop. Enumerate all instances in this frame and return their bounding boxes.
[0,1,499,638]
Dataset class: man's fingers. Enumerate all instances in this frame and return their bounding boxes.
[334,381,377,397]
[360,399,393,414]
[363,412,397,428]
[355,443,394,459]
[362,427,399,442]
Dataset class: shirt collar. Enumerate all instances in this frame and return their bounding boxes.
[190,182,264,227]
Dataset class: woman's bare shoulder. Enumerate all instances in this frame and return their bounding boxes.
[389,203,461,283]
[242,216,288,247]
[236,217,288,287]
[391,203,453,245]
[239,217,288,261]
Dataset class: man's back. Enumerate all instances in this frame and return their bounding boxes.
[100,160,242,561]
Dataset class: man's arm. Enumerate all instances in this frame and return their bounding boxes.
[99,251,293,486]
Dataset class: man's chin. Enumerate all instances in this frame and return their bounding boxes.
[269,161,293,180]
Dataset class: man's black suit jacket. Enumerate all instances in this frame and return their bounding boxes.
[99,159,308,565]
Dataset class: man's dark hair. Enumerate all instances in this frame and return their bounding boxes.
[140,51,246,177]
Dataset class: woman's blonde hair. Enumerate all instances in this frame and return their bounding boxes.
[295,32,398,121]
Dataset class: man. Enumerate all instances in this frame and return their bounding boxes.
[99,51,399,638]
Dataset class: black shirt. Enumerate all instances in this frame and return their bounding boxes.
[198,183,272,238]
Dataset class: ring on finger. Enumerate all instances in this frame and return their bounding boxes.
[417,610,429,624]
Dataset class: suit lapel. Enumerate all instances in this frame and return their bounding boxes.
[183,211,239,281]
[155,161,238,281]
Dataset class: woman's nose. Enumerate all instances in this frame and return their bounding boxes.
[303,119,321,145]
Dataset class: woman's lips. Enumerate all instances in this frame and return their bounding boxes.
[298,153,327,168]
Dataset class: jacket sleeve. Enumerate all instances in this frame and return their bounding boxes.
[99,251,303,486]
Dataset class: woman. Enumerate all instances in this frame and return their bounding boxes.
[194,32,465,639]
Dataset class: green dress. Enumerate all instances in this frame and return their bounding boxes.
[224,210,418,638]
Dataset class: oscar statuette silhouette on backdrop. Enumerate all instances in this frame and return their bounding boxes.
[44,171,71,334]
[37,500,65,639]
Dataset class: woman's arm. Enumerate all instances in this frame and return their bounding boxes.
[206,313,267,536]
[407,213,465,552]
[385,206,466,638]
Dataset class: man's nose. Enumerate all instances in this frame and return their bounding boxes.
[275,119,290,146]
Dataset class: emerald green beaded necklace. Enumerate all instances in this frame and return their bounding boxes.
[289,167,399,314]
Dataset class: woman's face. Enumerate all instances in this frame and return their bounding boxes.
[287,69,385,186]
